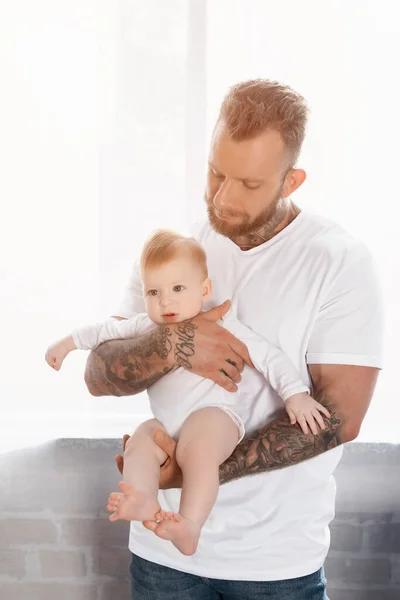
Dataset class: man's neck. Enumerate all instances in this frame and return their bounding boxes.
[230,201,300,251]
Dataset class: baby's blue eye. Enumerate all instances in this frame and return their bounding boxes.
[173,285,184,292]
[148,289,158,296]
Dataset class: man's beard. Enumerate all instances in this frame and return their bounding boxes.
[205,188,284,238]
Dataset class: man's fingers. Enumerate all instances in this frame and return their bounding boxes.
[226,355,245,373]
[201,299,231,322]
[218,361,242,384]
[114,434,130,475]
[211,370,238,392]
[122,434,130,451]
[229,339,254,368]
[115,453,124,475]
[153,429,177,457]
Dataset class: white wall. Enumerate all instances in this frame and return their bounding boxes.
[206,0,400,442]
[0,0,189,443]
[1,0,398,445]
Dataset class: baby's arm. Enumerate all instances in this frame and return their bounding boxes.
[223,313,329,434]
[223,314,308,398]
[45,335,77,371]
[45,314,152,371]
[72,315,149,350]
[285,392,330,435]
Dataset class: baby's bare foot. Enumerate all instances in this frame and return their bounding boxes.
[106,481,160,522]
[155,509,180,522]
[154,511,200,556]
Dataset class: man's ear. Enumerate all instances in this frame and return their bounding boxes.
[282,168,306,198]
[202,277,212,301]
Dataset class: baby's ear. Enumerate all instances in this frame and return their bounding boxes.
[202,277,212,300]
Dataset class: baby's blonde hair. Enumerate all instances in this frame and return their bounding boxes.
[140,229,208,280]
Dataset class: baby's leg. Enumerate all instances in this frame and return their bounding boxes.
[154,407,239,555]
[107,418,168,522]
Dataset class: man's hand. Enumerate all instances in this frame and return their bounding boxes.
[115,434,130,475]
[115,366,379,487]
[154,430,182,489]
[85,299,252,398]
[170,299,254,392]
[115,430,182,489]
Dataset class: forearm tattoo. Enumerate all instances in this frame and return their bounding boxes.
[219,397,343,485]
[174,320,197,369]
[85,327,175,396]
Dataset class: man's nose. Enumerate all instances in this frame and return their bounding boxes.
[213,179,234,212]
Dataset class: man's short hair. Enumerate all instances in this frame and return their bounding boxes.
[219,79,309,168]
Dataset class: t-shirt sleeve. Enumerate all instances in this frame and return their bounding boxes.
[306,250,384,368]
[113,259,145,318]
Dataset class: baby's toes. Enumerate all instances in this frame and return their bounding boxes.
[106,500,116,511]
[109,492,121,503]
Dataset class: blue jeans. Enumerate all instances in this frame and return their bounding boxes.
[130,553,329,599]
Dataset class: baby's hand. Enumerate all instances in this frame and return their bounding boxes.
[45,336,76,371]
[286,392,331,435]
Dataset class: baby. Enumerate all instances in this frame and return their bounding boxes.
[45,230,329,556]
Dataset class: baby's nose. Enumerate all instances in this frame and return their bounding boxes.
[159,295,170,307]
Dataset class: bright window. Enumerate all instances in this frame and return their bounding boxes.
[1,0,398,447]
[206,0,399,442]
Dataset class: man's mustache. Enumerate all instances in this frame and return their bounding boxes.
[207,201,244,220]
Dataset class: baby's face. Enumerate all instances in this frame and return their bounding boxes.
[142,256,211,325]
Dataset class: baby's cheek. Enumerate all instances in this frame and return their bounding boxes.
[187,297,204,319]
[145,300,158,321]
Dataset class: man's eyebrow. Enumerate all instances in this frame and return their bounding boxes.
[209,161,264,183]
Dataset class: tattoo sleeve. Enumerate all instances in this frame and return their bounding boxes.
[219,394,343,485]
[85,319,198,397]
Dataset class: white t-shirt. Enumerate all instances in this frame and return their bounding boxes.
[115,210,383,581]
[73,311,309,441]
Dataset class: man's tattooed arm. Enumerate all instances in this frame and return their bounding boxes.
[85,319,198,397]
[219,396,342,484]
[219,363,379,485]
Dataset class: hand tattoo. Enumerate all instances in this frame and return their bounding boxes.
[173,320,197,369]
